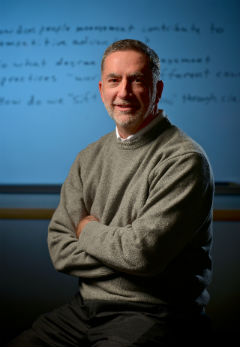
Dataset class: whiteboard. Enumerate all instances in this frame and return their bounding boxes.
[0,0,240,184]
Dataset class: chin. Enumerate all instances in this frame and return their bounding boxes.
[115,116,140,129]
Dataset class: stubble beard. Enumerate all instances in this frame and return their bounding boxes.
[107,104,154,131]
[110,110,141,129]
[105,85,158,131]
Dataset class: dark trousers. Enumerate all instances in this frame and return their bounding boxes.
[6,293,211,347]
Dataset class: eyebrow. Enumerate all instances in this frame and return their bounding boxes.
[106,73,121,79]
[106,72,145,79]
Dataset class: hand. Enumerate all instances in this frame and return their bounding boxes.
[75,215,99,239]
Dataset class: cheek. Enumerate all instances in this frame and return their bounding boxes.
[103,90,115,104]
[137,90,152,106]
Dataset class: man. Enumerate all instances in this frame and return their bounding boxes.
[8,39,214,346]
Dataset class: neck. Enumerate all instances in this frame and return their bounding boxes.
[136,112,158,132]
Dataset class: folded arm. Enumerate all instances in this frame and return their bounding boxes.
[78,153,214,277]
[47,154,115,279]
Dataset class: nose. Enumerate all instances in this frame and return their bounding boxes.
[118,79,132,98]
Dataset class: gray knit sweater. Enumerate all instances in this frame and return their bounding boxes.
[48,113,214,308]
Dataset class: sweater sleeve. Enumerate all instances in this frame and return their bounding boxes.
[47,154,114,279]
[78,152,214,277]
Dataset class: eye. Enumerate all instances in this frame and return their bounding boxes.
[132,76,145,84]
[107,77,120,85]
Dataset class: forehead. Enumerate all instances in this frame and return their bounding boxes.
[102,50,151,75]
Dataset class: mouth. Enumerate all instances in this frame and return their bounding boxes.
[114,104,137,112]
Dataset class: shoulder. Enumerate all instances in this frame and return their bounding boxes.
[150,121,214,183]
[75,130,115,161]
[157,120,210,163]
[67,131,116,178]
[63,130,116,185]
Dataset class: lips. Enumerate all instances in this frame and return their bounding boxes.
[116,105,133,108]
[114,103,132,107]
[114,103,136,110]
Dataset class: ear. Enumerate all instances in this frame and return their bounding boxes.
[98,81,104,103]
[156,80,164,103]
